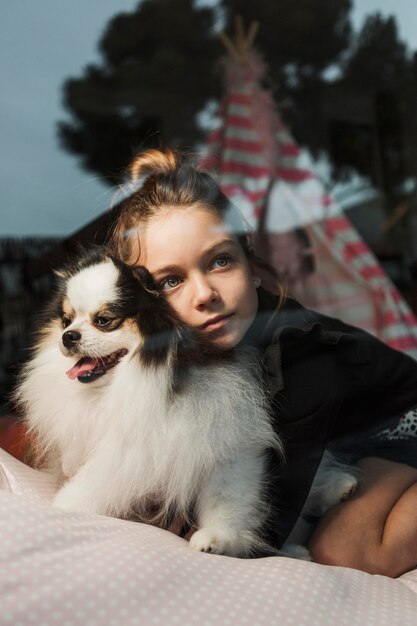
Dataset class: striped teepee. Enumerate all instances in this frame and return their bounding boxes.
[199,37,417,358]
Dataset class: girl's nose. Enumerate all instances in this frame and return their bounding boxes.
[192,274,220,309]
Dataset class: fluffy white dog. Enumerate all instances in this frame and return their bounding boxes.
[14,249,283,557]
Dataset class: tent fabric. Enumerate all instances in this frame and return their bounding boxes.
[199,52,417,358]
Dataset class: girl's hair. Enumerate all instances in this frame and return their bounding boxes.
[111,147,286,304]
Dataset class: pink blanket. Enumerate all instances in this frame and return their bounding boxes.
[1,447,417,625]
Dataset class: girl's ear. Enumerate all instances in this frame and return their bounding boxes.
[248,259,262,289]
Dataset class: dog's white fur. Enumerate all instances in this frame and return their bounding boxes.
[282,451,359,560]
[15,255,284,557]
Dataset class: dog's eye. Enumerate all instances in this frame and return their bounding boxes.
[62,314,71,329]
[95,316,113,328]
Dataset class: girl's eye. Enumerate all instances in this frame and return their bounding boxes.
[212,255,231,269]
[62,314,71,329]
[159,277,182,292]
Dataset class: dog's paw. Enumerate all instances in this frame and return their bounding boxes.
[53,488,82,512]
[336,474,358,502]
[321,473,358,511]
[189,527,240,556]
[53,483,98,514]
[280,544,313,561]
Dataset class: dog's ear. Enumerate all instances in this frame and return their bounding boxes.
[133,265,160,296]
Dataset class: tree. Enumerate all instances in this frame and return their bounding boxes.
[332,14,416,193]
[221,0,353,79]
[341,14,409,91]
[58,0,220,183]
[58,0,356,183]
[58,0,417,194]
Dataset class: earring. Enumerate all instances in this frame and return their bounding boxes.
[253,277,261,288]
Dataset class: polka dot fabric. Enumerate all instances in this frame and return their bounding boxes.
[375,408,417,441]
[1,448,417,626]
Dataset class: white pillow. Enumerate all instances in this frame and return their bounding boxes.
[1,447,417,625]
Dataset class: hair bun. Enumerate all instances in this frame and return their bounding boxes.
[129,148,180,183]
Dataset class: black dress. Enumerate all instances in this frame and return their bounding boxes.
[247,288,417,550]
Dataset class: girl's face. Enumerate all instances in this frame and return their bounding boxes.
[137,206,259,349]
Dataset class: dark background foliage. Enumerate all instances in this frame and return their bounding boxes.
[58,0,221,183]
[57,0,417,197]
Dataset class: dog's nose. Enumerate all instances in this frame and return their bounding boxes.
[62,330,81,348]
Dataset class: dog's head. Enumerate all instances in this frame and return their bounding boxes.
[48,248,178,384]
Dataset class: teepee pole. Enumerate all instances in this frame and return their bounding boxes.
[218,16,260,64]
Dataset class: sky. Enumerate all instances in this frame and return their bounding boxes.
[1,0,417,237]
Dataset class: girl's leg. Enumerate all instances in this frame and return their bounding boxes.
[308,457,417,577]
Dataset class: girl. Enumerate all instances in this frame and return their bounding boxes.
[112,147,417,577]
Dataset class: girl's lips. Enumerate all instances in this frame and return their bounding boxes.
[202,314,234,332]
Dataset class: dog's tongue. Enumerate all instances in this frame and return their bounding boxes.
[66,357,98,380]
